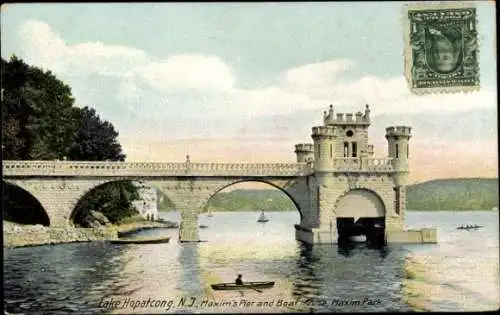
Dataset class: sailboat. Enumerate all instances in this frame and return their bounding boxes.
[207,208,213,217]
[492,207,498,212]
[257,211,269,223]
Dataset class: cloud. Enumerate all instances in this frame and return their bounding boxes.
[16,19,496,125]
[131,55,235,92]
[283,59,354,91]
[18,19,149,77]
[12,19,498,183]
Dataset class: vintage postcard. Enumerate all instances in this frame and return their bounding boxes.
[403,1,480,94]
[2,2,498,314]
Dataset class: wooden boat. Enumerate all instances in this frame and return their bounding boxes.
[456,225,482,230]
[211,281,275,291]
[257,211,269,223]
[349,234,367,243]
[199,224,208,228]
[110,236,170,244]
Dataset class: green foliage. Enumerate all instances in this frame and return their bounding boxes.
[72,181,140,225]
[68,106,125,161]
[2,56,138,225]
[206,189,296,212]
[406,178,499,210]
[1,56,79,160]
[117,214,148,225]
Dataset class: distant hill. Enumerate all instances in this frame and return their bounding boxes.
[406,178,498,211]
[207,189,296,212]
[158,178,499,212]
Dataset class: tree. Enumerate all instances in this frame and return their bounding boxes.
[68,106,126,161]
[1,56,79,160]
[2,56,139,225]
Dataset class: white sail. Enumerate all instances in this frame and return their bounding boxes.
[257,211,268,222]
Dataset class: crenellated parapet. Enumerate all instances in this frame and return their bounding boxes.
[323,104,371,125]
[385,126,412,138]
[294,143,314,163]
[294,143,314,153]
[311,125,336,139]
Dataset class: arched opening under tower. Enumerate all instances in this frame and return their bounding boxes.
[201,180,302,245]
[335,189,386,248]
[2,181,50,226]
[70,180,143,227]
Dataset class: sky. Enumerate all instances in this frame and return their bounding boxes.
[1,2,497,184]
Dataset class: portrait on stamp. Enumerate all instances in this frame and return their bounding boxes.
[404,3,479,94]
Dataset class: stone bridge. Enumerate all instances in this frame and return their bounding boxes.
[3,160,316,242]
[2,105,438,245]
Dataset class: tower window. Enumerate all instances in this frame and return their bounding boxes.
[330,144,333,158]
[394,187,401,215]
[407,144,409,158]
[352,142,357,157]
[343,142,348,157]
[395,144,399,158]
[346,130,354,137]
[318,144,320,155]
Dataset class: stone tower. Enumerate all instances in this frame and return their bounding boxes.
[323,104,374,158]
[311,125,336,173]
[294,143,314,163]
[385,126,412,186]
[385,126,412,224]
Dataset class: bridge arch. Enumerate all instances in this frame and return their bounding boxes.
[71,179,143,226]
[334,188,386,218]
[2,180,50,226]
[205,179,303,221]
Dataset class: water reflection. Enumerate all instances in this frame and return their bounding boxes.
[178,244,202,295]
[337,242,390,259]
[3,211,498,313]
[4,242,127,314]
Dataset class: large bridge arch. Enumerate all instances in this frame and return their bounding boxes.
[204,179,304,221]
[2,180,51,226]
[334,188,386,218]
[70,179,177,226]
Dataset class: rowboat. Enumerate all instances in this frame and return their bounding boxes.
[456,225,482,230]
[211,281,275,291]
[110,236,170,244]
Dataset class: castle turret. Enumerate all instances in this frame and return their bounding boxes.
[311,125,336,172]
[295,143,314,163]
[385,126,412,185]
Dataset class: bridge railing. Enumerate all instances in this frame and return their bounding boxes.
[332,157,394,172]
[2,160,314,177]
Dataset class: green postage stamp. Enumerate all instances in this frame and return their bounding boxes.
[404,2,479,94]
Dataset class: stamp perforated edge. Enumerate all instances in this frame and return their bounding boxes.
[402,1,480,95]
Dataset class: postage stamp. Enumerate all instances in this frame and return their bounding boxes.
[403,2,480,94]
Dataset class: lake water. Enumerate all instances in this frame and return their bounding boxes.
[3,211,499,314]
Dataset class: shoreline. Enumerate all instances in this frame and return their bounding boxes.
[3,220,178,249]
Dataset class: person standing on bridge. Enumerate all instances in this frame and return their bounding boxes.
[235,274,243,285]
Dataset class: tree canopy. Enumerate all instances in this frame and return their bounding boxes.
[2,56,138,226]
